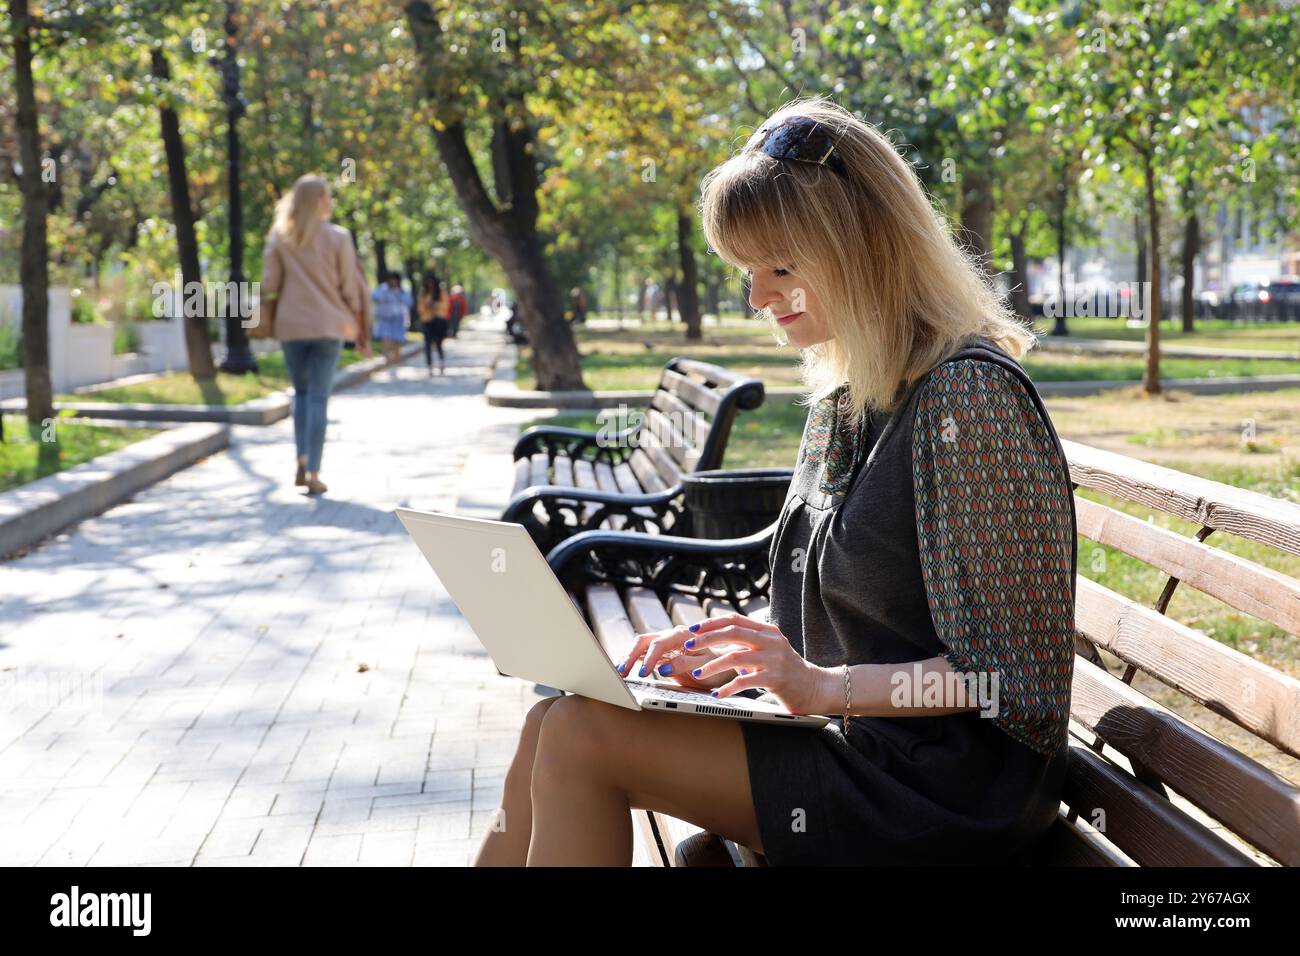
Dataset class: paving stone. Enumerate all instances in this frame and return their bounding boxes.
[0,331,545,867]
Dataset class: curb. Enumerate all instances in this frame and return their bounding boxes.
[1033,335,1300,362]
[0,421,230,559]
[1,342,423,426]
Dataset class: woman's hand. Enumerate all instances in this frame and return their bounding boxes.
[616,625,732,692]
[355,316,373,357]
[620,613,833,715]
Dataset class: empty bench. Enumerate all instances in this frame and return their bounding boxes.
[501,358,764,553]
[547,440,1300,867]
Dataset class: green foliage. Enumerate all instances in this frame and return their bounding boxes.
[0,324,21,371]
[112,322,140,355]
[69,294,99,324]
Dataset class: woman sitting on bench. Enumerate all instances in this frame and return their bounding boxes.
[477,96,1078,867]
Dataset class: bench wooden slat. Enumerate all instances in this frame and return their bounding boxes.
[512,457,531,498]
[651,389,710,448]
[571,459,598,490]
[660,368,722,418]
[1075,576,1300,759]
[628,449,669,493]
[612,460,644,495]
[552,455,574,489]
[585,584,637,663]
[1064,438,1300,558]
[1060,740,1257,866]
[666,594,709,628]
[1069,656,1300,865]
[592,460,628,529]
[1037,812,1127,866]
[1075,496,1300,636]
[645,408,692,468]
[594,461,621,493]
[634,433,686,487]
[529,452,549,489]
[624,586,673,634]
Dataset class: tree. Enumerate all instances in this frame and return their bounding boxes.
[151,44,218,380]
[6,0,54,428]
[405,0,585,390]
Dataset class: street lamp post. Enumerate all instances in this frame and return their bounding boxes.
[217,0,257,374]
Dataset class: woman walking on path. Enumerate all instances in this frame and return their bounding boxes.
[476,97,1076,866]
[418,273,450,375]
[372,272,412,368]
[261,174,368,497]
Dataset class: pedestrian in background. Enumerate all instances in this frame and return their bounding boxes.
[261,174,368,497]
[372,271,412,368]
[447,284,469,338]
[418,273,449,376]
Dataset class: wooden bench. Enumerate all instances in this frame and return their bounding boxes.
[501,358,764,553]
[547,441,1300,867]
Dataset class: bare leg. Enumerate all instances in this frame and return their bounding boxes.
[527,695,762,866]
[473,696,561,866]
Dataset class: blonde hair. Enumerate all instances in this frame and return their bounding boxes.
[699,95,1036,426]
[271,174,330,248]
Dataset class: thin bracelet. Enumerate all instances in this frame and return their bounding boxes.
[841,664,852,737]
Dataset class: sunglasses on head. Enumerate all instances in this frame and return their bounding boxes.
[749,115,846,177]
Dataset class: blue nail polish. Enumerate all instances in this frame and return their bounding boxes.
[692,667,702,678]
[684,638,696,650]
[614,662,624,673]
[638,666,648,677]
[658,663,672,676]
[688,623,700,633]
[739,668,748,675]
[710,690,719,698]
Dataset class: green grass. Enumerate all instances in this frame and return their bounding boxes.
[517,324,1299,392]
[60,348,370,406]
[0,414,159,493]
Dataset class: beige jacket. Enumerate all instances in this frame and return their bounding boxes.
[262,222,366,342]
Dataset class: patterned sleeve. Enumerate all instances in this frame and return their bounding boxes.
[910,358,1076,756]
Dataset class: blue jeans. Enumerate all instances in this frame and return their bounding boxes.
[281,338,342,472]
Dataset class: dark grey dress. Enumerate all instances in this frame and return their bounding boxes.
[739,336,1077,866]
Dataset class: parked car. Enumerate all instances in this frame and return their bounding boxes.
[1226,278,1300,322]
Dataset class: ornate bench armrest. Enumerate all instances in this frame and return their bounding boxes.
[501,483,681,525]
[512,423,638,461]
[546,521,779,605]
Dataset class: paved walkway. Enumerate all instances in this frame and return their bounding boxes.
[0,324,551,866]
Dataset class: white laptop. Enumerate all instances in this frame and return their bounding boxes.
[396,508,828,728]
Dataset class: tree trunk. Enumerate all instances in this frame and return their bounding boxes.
[676,209,702,340]
[152,48,217,381]
[12,0,54,427]
[1135,214,1146,290]
[1009,222,1030,318]
[1052,168,1069,336]
[613,249,623,327]
[706,275,720,318]
[662,275,676,323]
[217,0,257,374]
[501,233,585,390]
[1181,208,1199,334]
[1142,151,1162,395]
[375,239,389,283]
[405,1,584,390]
[960,169,996,280]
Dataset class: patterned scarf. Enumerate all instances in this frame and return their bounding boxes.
[803,383,865,497]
